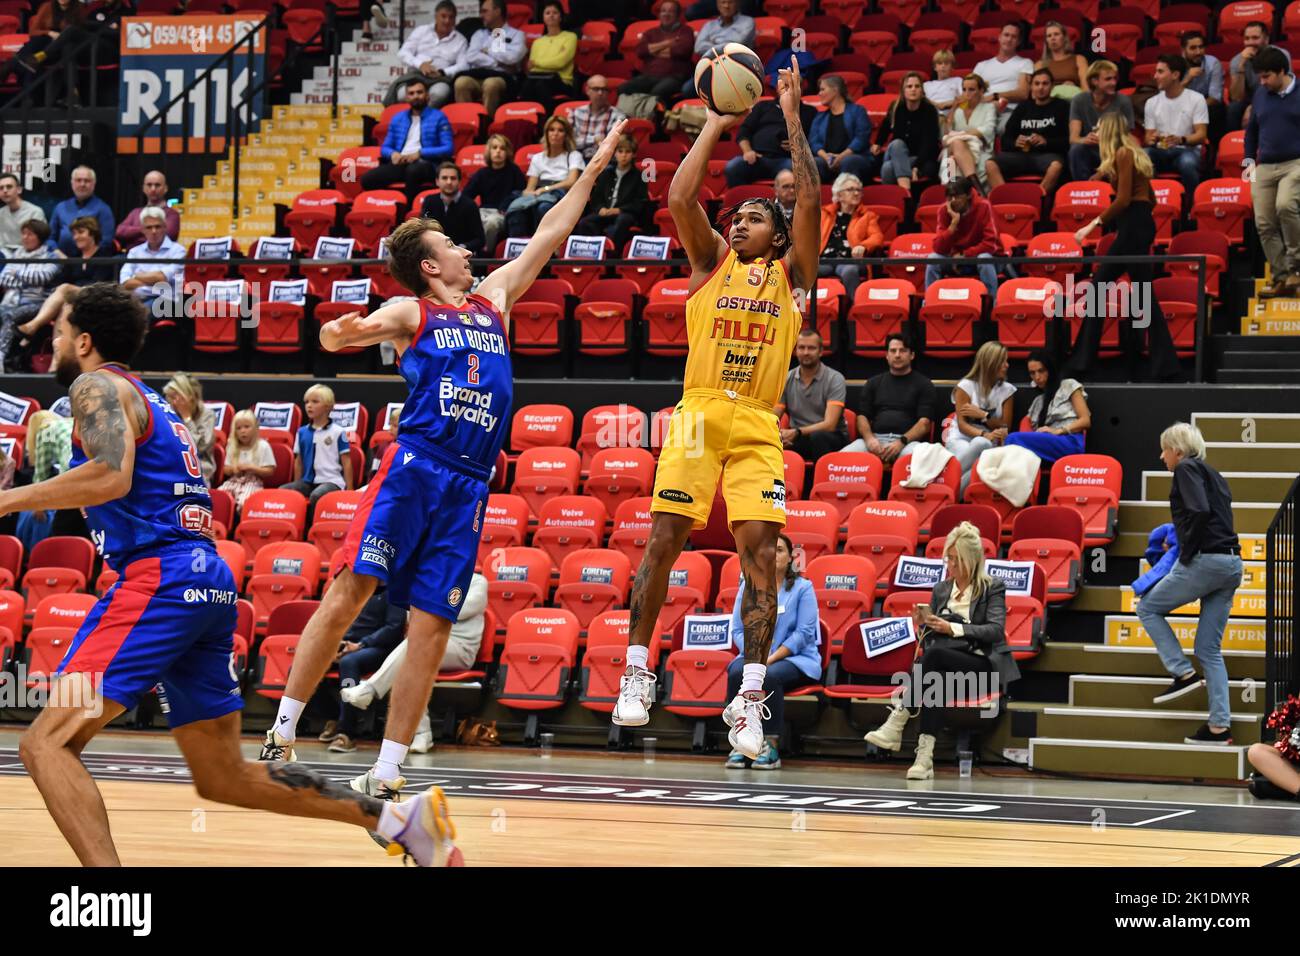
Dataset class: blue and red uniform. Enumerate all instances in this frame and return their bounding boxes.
[55,365,241,727]
[341,294,513,621]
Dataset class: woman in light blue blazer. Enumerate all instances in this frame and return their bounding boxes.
[724,533,822,770]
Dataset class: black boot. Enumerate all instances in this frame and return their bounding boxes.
[1248,772,1300,801]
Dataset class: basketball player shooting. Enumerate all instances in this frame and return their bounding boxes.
[612,57,820,758]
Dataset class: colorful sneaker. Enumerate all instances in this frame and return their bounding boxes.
[724,750,747,769]
[258,728,296,762]
[751,741,782,770]
[350,770,406,800]
[612,666,656,727]
[382,787,464,867]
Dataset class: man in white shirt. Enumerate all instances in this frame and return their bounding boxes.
[1145,54,1209,194]
[396,0,467,106]
[975,23,1034,136]
[119,207,185,313]
[0,173,45,254]
[449,0,528,118]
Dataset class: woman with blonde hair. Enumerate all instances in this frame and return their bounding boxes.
[940,72,996,189]
[163,373,216,485]
[945,340,1015,490]
[1065,111,1182,381]
[505,114,585,237]
[1037,21,1087,98]
[865,521,1017,779]
[218,409,277,511]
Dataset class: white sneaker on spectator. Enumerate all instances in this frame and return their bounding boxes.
[370,4,390,28]
[612,667,655,727]
[410,731,434,753]
[341,680,377,711]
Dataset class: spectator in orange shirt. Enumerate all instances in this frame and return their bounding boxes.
[817,173,883,301]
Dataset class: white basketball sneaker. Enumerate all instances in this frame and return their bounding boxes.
[611,667,656,727]
[340,680,377,711]
[350,770,406,801]
[258,728,296,762]
[723,692,770,760]
[382,787,464,867]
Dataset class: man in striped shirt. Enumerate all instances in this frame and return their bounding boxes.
[571,76,627,160]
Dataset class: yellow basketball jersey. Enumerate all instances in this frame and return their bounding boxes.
[682,249,801,407]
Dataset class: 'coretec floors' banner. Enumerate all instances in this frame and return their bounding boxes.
[118,15,266,154]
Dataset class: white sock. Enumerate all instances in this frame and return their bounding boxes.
[741,663,766,696]
[273,696,306,742]
[374,739,409,781]
[626,644,649,671]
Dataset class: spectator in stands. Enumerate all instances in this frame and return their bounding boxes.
[48,166,114,256]
[322,586,409,753]
[0,173,46,253]
[12,216,113,354]
[361,77,454,203]
[616,0,695,108]
[1143,55,1208,195]
[685,0,760,17]
[463,133,527,253]
[571,76,627,161]
[341,571,488,754]
[577,134,648,251]
[217,409,277,513]
[1181,31,1226,145]
[1004,350,1090,464]
[941,73,997,191]
[1229,21,1292,131]
[926,177,1000,298]
[773,168,796,221]
[1067,112,1183,381]
[975,22,1034,135]
[505,115,585,237]
[1137,422,1242,746]
[0,219,59,372]
[866,521,1015,780]
[1037,21,1086,99]
[119,208,184,314]
[518,1,579,116]
[15,410,71,549]
[0,0,83,86]
[1068,60,1134,182]
[1248,47,1300,300]
[18,0,124,105]
[986,68,1070,194]
[420,162,486,255]
[283,384,352,513]
[872,72,941,191]
[115,170,180,250]
[726,96,815,186]
[841,332,934,463]
[396,0,466,107]
[810,75,873,183]
[724,533,820,770]
[775,330,848,467]
[924,50,963,116]
[163,374,216,486]
[816,172,883,301]
[683,0,755,98]
[1248,726,1300,800]
[946,340,1015,490]
[449,0,528,118]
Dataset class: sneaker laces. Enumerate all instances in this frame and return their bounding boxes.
[621,667,656,701]
[740,692,772,726]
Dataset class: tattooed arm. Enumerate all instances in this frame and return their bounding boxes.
[0,370,137,516]
[777,56,821,294]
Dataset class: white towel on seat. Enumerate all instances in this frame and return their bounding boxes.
[974,445,1042,508]
[899,442,954,489]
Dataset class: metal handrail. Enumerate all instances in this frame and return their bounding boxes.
[1265,473,1300,736]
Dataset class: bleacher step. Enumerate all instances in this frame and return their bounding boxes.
[1034,706,1261,745]
[1074,587,1266,619]
[1109,532,1265,561]
[1138,557,1267,589]
[1028,738,1249,779]
[1068,675,1267,713]
[1118,499,1276,535]
[1102,614,1265,652]
[1028,642,1265,680]
[1191,411,1300,443]
[1141,470,1296,504]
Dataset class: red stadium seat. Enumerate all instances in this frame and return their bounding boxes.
[486,547,554,632]
[254,601,320,698]
[849,279,913,357]
[580,610,662,712]
[22,537,95,604]
[574,277,637,356]
[0,589,25,654]
[608,497,654,569]
[252,301,303,355]
[477,494,532,570]
[532,495,608,571]
[1190,178,1252,247]
[31,592,97,630]
[22,628,76,690]
[0,535,23,591]
[1167,231,1228,301]
[496,608,580,720]
[964,467,1041,543]
[509,404,575,457]
[822,614,918,700]
[623,237,681,296]
[643,278,691,356]
[216,539,250,592]
[554,237,614,296]
[844,499,920,593]
[924,504,1001,558]
[810,452,884,524]
[1046,454,1122,547]
[993,278,1059,357]
[1008,505,1084,604]
[575,404,649,473]
[192,300,242,354]
[887,453,961,543]
[552,548,632,629]
[583,447,656,517]
[510,279,572,356]
[246,542,322,629]
[885,233,936,293]
[236,489,309,555]
[784,500,841,564]
[782,450,806,503]
[328,147,380,199]
[989,182,1043,243]
[344,190,405,254]
[1153,276,1199,356]
[511,446,581,520]
[1023,232,1083,278]
[918,278,984,355]
[806,554,878,640]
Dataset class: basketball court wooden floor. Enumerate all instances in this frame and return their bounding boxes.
[2,730,1298,867]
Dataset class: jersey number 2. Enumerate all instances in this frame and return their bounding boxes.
[467,354,480,385]
[172,422,202,479]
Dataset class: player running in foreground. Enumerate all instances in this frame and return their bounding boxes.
[4,284,454,866]
[258,121,628,806]
[612,57,820,758]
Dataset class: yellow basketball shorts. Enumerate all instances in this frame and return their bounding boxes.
[650,388,787,530]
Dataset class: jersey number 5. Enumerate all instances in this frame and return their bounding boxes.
[747,265,764,287]
[172,421,203,479]
[467,354,480,386]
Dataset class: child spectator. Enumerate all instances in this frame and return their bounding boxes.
[282,384,352,515]
[219,410,277,511]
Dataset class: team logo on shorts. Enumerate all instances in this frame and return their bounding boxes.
[658,488,694,504]
[761,479,786,511]
[448,587,463,607]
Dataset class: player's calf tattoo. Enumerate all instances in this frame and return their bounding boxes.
[269,762,384,816]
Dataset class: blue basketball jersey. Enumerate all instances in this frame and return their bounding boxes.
[68,365,216,571]
[394,295,513,479]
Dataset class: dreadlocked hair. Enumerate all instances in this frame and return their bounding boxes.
[717,197,791,254]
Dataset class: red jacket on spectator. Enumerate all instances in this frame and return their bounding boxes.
[636,24,695,78]
[933,194,999,257]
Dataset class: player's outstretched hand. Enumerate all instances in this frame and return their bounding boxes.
[776,55,802,116]
[320,311,383,352]
[584,119,628,178]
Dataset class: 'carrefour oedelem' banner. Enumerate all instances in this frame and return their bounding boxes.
[118,16,267,154]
